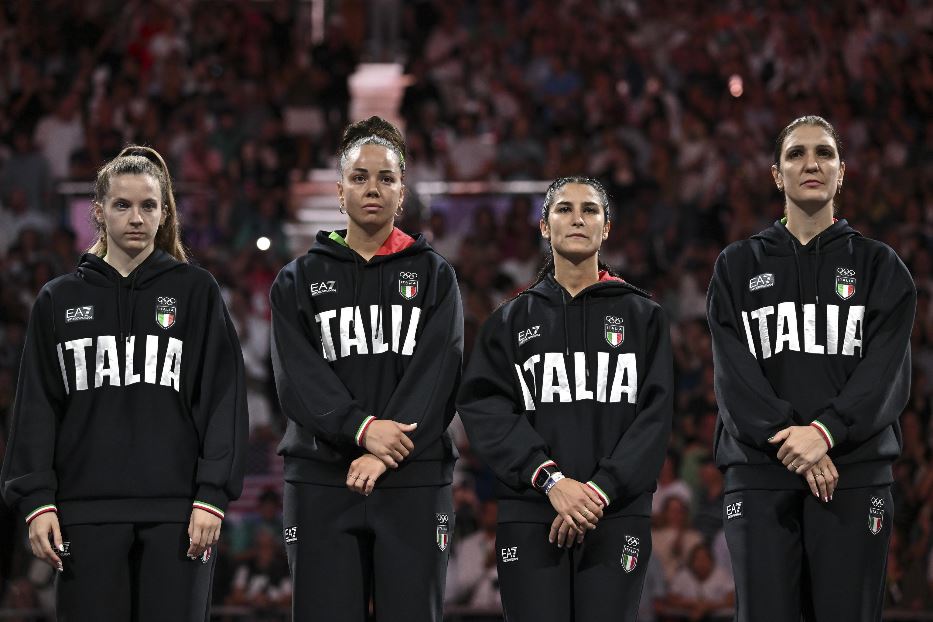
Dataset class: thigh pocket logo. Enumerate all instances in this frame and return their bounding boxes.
[284,526,298,544]
[621,535,639,573]
[500,546,518,563]
[726,501,743,520]
[868,497,884,535]
[436,514,450,551]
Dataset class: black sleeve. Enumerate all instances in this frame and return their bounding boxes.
[707,251,797,449]
[377,261,463,459]
[270,262,372,448]
[189,278,249,515]
[588,304,673,505]
[456,306,556,491]
[812,249,916,447]
[0,289,65,521]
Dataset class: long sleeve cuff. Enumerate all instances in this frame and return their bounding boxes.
[353,415,377,447]
[586,474,614,508]
[812,410,847,448]
[25,504,57,525]
[193,485,230,519]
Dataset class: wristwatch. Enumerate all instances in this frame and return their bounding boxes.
[533,464,559,490]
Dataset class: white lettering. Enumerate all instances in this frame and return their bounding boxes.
[124,336,140,385]
[94,336,121,388]
[774,302,800,355]
[574,352,593,401]
[750,306,775,359]
[608,353,638,404]
[64,338,92,391]
[541,353,572,403]
[159,337,183,390]
[842,306,865,356]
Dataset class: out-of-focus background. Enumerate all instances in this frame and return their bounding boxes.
[0,1,930,620]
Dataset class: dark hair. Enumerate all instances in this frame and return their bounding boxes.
[338,116,407,176]
[91,145,187,262]
[773,115,843,165]
[525,176,617,291]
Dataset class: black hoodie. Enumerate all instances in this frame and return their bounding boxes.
[457,272,673,523]
[270,228,462,487]
[1,250,248,526]
[707,219,916,492]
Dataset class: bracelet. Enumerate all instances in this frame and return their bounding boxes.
[543,472,565,496]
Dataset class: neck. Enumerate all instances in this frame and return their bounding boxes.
[104,242,155,277]
[553,253,600,298]
[784,202,834,245]
[345,221,394,262]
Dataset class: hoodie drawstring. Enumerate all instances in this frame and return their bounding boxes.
[377,263,384,341]
[561,290,570,356]
[581,293,590,377]
[351,253,362,327]
[790,238,805,311]
[814,234,822,305]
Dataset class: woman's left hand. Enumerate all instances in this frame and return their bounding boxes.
[769,425,829,473]
[347,453,387,495]
[187,508,222,559]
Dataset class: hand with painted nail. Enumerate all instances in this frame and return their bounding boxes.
[346,453,387,495]
[803,454,839,502]
[28,512,64,571]
[769,425,828,473]
[187,507,222,559]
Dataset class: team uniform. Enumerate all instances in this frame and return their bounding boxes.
[457,272,673,622]
[707,219,915,621]
[270,227,462,622]
[0,250,248,621]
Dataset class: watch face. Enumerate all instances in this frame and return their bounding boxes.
[534,467,553,489]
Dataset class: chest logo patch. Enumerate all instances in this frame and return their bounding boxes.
[749,273,775,292]
[310,280,337,296]
[605,316,624,348]
[65,306,94,323]
[836,267,856,300]
[518,325,541,346]
[156,297,177,329]
[399,271,419,300]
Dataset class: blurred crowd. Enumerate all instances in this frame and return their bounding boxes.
[0,0,931,618]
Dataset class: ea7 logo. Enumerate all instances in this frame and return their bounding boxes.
[66,306,94,322]
[726,501,743,520]
[310,281,337,296]
[749,273,775,292]
[284,526,298,543]
[500,546,519,563]
[518,326,541,346]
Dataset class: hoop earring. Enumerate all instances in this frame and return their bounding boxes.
[837,184,843,195]
[339,202,346,215]
[395,205,404,217]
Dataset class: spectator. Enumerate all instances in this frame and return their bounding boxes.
[652,496,703,582]
[445,500,501,611]
[667,542,734,621]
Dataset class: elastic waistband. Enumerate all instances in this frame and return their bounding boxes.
[57,498,192,526]
[725,461,893,493]
[496,492,652,524]
[284,457,453,488]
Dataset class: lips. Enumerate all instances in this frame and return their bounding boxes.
[801,180,823,187]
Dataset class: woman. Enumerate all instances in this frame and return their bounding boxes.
[270,116,462,621]
[457,176,673,622]
[0,145,248,620]
[707,115,916,621]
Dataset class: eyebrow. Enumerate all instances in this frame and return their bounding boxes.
[555,201,599,207]
[351,168,398,174]
[785,143,835,151]
[111,196,158,202]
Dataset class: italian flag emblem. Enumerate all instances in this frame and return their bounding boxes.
[835,268,856,300]
[621,535,640,573]
[868,496,884,535]
[399,271,419,300]
[155,297,176,329]
[605,315,624,347]
[436,525,449,551]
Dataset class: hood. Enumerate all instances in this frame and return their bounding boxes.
[77,249,184,288]
[751,218,861,256]
[308,227,429,263]
[76,249,185,342]
[751,218,861,306]
[525,270,652,303]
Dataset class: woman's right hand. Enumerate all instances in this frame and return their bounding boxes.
[803,454,839,502]
[546,478,604,533]
[361,420,416,468]
[28,513,63,571]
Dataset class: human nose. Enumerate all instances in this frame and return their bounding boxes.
[803,151,819,172]
[364,177,380,197]
[128,207,144,224]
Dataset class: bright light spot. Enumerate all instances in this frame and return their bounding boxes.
[729,74,743,98]
[256,236,271,251]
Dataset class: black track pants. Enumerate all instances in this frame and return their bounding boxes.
[283,482,453,622]
[56,522,216,622]
[724,486,892,622]
[495,515,651,622]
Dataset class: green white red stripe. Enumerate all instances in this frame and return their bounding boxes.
[531,459,556,486]
[356,416,377,446]
[25,505,57,524]
[585,481,610,507]
[192,501,224,519]
[810,420,834,449]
